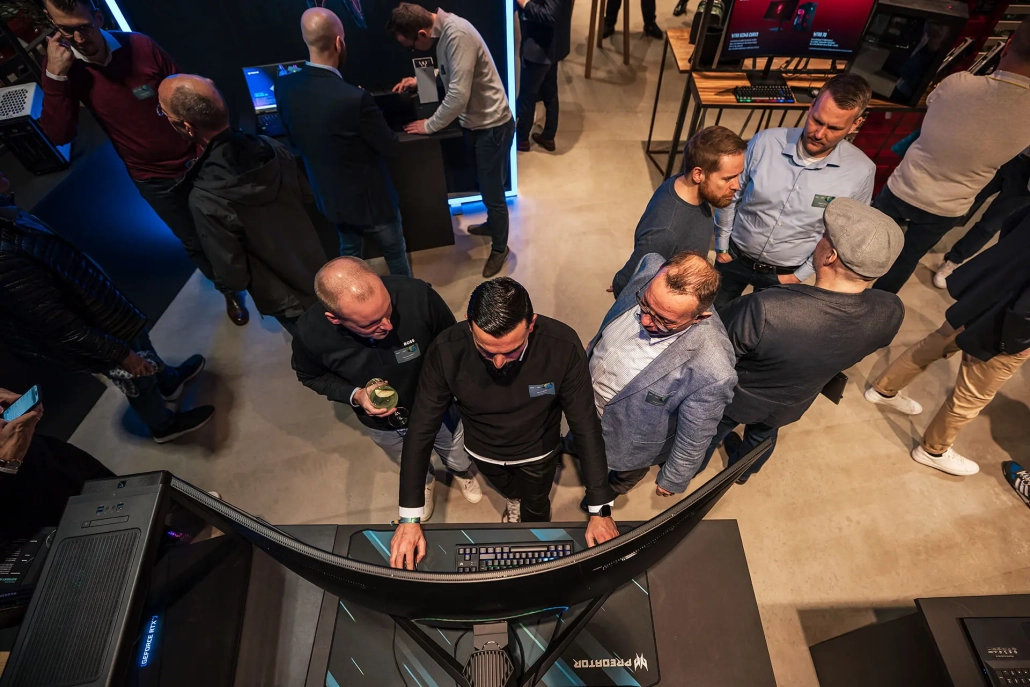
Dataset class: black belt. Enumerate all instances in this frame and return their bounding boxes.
[729,241,801,276]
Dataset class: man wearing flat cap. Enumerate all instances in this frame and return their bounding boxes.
[701,197,906,483]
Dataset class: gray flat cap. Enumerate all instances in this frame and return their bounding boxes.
[824,197,904,279]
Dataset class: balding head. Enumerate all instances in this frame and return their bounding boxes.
[301,7,346,65]
[315,257,394,339]
[638,252,720,337]
[158,74,229,144]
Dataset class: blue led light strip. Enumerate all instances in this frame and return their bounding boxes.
[102,0,131,31]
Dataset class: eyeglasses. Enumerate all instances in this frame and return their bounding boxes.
[53,18,96,39]
[635,289,674,333]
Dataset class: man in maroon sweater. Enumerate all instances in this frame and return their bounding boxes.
[40,0,249,326]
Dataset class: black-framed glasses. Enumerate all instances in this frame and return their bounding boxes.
[53,18,96,39]
[635,289,673,333]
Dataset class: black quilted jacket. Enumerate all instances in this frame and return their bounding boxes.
[0,199,148,373]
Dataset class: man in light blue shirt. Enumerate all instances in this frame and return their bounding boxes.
[713,74,876,309]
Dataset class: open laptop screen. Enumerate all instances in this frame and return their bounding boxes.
[242,62,304,113]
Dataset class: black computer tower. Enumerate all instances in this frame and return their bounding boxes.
[0,473,252,687]
[0,83,71,175]
[848,0,970,106]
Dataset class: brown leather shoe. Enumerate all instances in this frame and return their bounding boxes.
[516,140,531,152]
[482,247,510,278]
[224,292,249,326]
[531,133,556,152]
[467,222,491,236]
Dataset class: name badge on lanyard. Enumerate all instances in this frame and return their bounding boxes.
[528,383,555,398]
[133,84,156,100]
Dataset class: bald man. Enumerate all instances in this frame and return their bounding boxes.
[158,74,326,336]
[291,258,480,519]
[276,8,411,277]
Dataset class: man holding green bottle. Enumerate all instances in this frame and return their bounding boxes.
[291,257,481,520]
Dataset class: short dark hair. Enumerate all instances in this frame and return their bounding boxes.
[682,125,747,176]
[817,73,872,116]
[43,0,99,14]
[1010,19,1030,61]
[386,3,434,41]
[660,252,721,314]
[168,83,229,133]
[467,277,534,337]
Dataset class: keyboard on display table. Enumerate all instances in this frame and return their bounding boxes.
[455,541,574,572]
[733,85,795,104]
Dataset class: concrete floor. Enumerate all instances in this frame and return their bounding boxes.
[69,5,1030,685]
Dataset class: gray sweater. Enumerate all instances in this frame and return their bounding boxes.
[426,10,511,134]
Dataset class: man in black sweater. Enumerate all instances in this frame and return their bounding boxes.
[866,206,1030,477]
[612,126,746,297]
[291,257,480,521]
[389,278,618,570]
[705,198,906,483]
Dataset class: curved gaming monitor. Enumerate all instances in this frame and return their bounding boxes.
[171,439,771,624]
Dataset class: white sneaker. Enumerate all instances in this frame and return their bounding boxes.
[453,474,483,504]
[502,498,521,523]
[423,479,436,522]
[864,386,923,415]
[911,445,979,476]
[933,260,959,289]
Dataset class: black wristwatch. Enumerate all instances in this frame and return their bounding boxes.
[592,504,612,518]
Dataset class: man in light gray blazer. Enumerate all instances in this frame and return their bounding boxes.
[572,251,737,504]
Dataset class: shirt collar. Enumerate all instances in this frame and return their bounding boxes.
[305,61,341,79]
[782,127,843,169]
[70,29,120,67]
[989,70,1030,89]
[432,9,448,38]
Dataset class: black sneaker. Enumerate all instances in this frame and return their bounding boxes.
[1004,461,1030,508]
[644,22,663,39]
[152,406,214,444]
[483,247,510,278]
[467,222,491,236]
[161,354,206,401]
[673,0,688,16]
[602,23,616,39]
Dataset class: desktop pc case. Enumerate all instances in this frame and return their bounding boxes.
[0,83,71,175]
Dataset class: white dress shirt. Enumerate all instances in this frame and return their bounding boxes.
[589,307,686,417]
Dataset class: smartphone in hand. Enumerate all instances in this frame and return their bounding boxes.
[3,385,41,422]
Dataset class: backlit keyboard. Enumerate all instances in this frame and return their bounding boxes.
[733,85,795,104]
[455,541,574,572]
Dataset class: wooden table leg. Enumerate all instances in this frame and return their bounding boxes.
[585,0,599,78]
[597,0,606,49]
[622,0,630,65]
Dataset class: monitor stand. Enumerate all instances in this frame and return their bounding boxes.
[324,526,660,687]
[745,56,789,88]
[744,70,789,88]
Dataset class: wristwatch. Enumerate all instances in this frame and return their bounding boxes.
[0,458,22,475]
[397,516,421,525]
[592,505,612,518]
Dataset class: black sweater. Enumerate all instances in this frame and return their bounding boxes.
[400,316,613,509]
[290,277,456,429]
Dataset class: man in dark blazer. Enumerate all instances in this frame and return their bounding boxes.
[515,0,573,152]
[867,205,1030,477]
[276,7,411,277]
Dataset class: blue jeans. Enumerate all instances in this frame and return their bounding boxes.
[945,154,1030,264]
[101,330,177,433]
[463,118,515,253]
[700,415,779,479]
[337,213,412,277]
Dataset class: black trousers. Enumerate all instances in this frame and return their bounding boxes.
[605,0,656,25]
[516,60,560,144]
[872,185,962,294]
[713,251,783,310]
[134,177,233,295]
[699,416,780,478]
[0,435,113,544]
[462,118,515,253]
[471,449,562,522]
[945,154,1030,265]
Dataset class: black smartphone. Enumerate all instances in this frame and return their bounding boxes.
[3,385,42,421]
